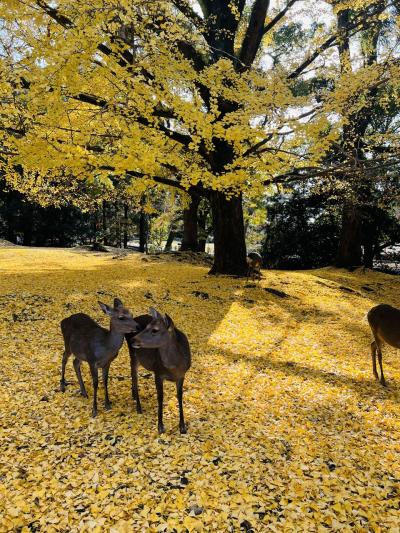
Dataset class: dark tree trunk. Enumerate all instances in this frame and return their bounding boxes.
[164,228,175,251]
[139,209,148,253]
[334,9,381,270]
[181,192,200,251]
[335,203,362,268]
[102,200,108,245]
[363,242,374,269]
[198,210,207,252]
[21,203,34,246]
[197,197,209,252]
[115,201,121,247]
[59,209,66,247]
[6,219,15,243]
[209,191,247,276]
[123,203,129,248]
[361,207,379,269]
[92,209,98,245]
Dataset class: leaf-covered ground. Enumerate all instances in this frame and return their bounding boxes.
[1,248,399,532]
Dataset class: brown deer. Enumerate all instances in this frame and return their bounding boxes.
[60,298,138,416]
[125,307,191,434]
[367,304,400,386]
[246,251,262,282]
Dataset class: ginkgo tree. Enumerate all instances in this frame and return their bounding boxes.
[0,0,398,274]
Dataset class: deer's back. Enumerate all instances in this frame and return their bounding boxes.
[61,313,109,358]
[247,252,262,268]
[368,304,400,348]
[175,328,191,369]
[248,252,262,261]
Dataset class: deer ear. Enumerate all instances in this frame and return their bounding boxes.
[114,298,123,309]
[99,301,113,316]
[149,307,160,320]
[164,313,174,330]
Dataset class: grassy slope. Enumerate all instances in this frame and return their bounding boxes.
[0,248,399,532]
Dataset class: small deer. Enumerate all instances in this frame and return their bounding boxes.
[246,251,262,281]
[60,298,138,416]
[125,307,191,434]
[367,304,400,386]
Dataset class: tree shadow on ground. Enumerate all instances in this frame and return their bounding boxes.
[215,344,400,403]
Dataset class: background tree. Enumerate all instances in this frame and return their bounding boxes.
[261,179,400,270]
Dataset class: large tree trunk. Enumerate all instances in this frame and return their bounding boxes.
[58,209,66,247]
[139,209,148,253]
[164,228,175,251]
[335,203,362,268]
[123,203,129,248]
[198,207,207,252]
[114,201,121,247]
[209,191,247,276]
[181,192,200,251]
[21,202,34,246]
[361,206,380,269]
[102,200,108,245]
[92,209,98,245]
[334,8,381,270]
[363,241,374,269]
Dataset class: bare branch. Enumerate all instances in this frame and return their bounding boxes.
[262,0,298,36]
[288,3,390,80]
[171,0,204,29]
[238,0,270,71]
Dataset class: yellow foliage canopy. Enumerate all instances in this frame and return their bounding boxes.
[1,0,399,201]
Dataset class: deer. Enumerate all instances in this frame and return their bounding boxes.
[125,307,191,434]
[246,251,262,282]
[60,298,138,417]
[367,304,400,387]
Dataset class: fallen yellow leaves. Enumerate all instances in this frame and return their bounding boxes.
[0,248,400,531]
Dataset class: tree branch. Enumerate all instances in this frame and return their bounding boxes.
[72,92,107,107]
[288,35,337,80]
[262,0,298,36]
[171,0,204,28]
[102,167,207,197]
[35,0,73,28]
[242,134,273,157]
[35,1,136,69]
[288,2,388,80]
[176,40,208,71]
[238,0,270,71]
[125,169,188,192]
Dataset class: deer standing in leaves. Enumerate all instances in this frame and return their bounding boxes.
[125,307,191,434]
[367,304,400,386]
[246,251,262,282]
[60,298,138,416]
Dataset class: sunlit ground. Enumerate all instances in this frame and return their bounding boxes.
[0,247,399,532]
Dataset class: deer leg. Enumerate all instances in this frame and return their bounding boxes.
[377,344,386,387]
[89,364,99,417]
[370,341,379,381]
[155,375,165,434]
[130,353,142,414]
[73,358,88,398]
[176,378,187,434]
[102,362,112,410]
[60,350,71,392]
